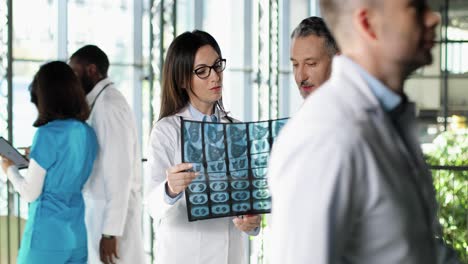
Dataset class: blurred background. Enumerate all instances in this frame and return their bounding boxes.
[0,0,467,263]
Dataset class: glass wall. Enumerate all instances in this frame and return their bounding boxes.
[1,0,149,263]
[407,0,468,146]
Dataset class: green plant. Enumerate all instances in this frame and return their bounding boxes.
[425,129,468,263]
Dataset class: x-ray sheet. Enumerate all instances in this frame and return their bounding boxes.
[181,118,288,221]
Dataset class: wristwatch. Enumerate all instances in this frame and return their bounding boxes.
[102,234,115,239]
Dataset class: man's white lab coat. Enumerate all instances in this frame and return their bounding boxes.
[268,56,459,264]
[84,78,145,263]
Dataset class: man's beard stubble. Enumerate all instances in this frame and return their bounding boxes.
[81,74,95,95]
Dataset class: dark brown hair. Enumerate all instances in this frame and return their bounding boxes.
[30,61,90,127]
[159,30,226,120]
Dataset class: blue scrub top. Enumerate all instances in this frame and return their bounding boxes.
[20,119,97,251]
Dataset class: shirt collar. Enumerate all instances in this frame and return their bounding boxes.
[188,103,218,122]
[86,77,112,105]
[342,56,402,112]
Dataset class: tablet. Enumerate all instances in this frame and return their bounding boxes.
[0,137,29,169]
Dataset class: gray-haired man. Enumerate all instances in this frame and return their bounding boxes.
[290,16,339,98]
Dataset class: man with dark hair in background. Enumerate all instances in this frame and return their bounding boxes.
[69,45,145,264]
[269,0,460,263]
[290,16,339,99]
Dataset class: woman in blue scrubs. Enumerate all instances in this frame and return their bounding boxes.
[1,61,97,264]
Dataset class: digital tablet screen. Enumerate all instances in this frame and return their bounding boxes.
[0,137,29,169]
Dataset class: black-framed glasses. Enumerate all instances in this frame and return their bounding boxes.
[193,59,226,79]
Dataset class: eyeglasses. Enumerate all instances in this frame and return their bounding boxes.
[193,59,226,79]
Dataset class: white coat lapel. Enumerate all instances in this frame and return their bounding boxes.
[86,78,113,108]
[175,105,232,123]
[86,78,113,124]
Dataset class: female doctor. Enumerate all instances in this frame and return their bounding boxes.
[146,30,261,264]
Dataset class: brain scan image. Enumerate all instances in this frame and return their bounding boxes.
[230,170,248,179]
[232,202,251,212]
[251,153,269,168]
[206,144,225,161]
[231,180,249,190]
[188,182,207,193]
[229,156,248,171]
[205,123,224,143]
[192,173,206,182]
[232,191,250,202]
[253,189,270,199]
[210,192,229,203]
[227,124,247,142]
[272,119,287,137]
[252,168,267,179]
[211,204,230,215]
[191,206,209,217]
[182,118,288,221]
[253,200,271,210]
[250,138,270,154]
[252,179,268,188]
[228,142,247,158]
[184,142,203,163]
[189,194,208,205]
[210,181,228,192]
[207,160,226,173]
[249,122,269,141]
[208,172,227,181]
[191,163,204,173]
[185,122,202,143]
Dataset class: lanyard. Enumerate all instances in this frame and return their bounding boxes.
[90,82,113,112]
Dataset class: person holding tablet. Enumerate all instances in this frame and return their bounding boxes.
[1,61,97,264]
[0,137,29,169]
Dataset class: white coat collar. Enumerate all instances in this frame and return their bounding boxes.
[175,106,192,119]
[332,56,417,120]
[330,56,382,113]
[340,56,402,112]
[175,104,230,122]
[86,78,113,106]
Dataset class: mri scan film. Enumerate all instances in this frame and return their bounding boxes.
[181,118,288,221]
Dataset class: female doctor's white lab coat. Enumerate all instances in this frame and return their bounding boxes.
[146,106,249,264]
